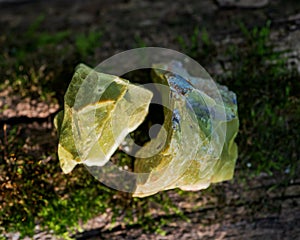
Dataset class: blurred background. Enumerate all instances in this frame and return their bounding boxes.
[0,0,300,239]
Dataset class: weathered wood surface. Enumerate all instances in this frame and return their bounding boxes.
[72,174,300,240]
[1,0,299,239]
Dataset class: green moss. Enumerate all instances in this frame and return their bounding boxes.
[219,21,300,179]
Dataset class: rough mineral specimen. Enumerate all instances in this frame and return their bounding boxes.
[133,61,239,197]
[54,64,153,173]
[55,62,239,198]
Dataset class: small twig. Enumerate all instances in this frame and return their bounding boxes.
[3,123,7,162]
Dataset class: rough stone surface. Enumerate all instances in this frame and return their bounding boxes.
[216,0,269,8]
